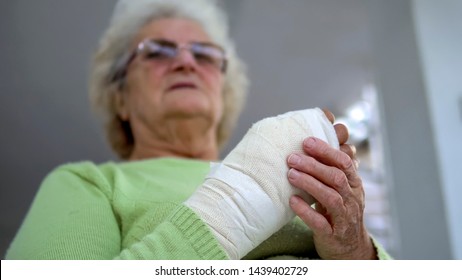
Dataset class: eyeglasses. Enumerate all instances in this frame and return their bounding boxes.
[111,38,227,84]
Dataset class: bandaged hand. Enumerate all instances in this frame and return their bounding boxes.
[184,108,339,259]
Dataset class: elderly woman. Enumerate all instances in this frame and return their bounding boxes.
[6,0,390,260]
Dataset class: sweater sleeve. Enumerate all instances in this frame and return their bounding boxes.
[5,165,228,260]
[372,236,393,260]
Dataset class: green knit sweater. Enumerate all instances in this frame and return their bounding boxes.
[6,157,391,260]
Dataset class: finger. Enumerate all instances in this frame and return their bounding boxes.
[354,159,360,169]
[288,168,345,217]
[290,195,332,235]
[303,137,362,188]
[334,123,349,145]
[340,144,360,169]
[289,157,364,221]
[322,108,335,124]
[340,143,356,161]
[288,154,353,197]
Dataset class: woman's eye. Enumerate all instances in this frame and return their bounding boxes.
[145,51,165,59]
[194,53,214,63]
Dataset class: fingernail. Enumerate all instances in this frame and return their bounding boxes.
[288,154,301,165]
[288,168,300,180]
[290,196,300,205]
[304,137,316,149]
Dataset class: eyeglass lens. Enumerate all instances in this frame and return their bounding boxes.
[140,40,226,71]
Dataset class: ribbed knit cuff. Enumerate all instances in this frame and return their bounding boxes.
[371,237,393,260]
[169,205,229,260]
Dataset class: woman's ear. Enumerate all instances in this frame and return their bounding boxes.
[114,90,129,121]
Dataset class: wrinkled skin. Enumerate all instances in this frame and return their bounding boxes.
[287,109,376,259]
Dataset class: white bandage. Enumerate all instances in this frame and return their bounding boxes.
[184,108,339,259]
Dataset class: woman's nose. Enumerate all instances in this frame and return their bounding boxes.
[171,48,197,72]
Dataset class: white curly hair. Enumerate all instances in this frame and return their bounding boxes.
[89,0,249,159]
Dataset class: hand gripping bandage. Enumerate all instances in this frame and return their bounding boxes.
[184,108,339,259]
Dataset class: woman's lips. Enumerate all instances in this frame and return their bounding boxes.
[168,82,198,91]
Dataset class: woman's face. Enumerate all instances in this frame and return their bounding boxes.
[118,18,225,134]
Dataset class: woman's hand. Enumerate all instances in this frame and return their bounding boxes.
[286,110,376,259]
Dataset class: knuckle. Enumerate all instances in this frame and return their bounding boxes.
[347,200,360,214]
[332,170,348,187]
[353,159,360,170]
[305,156,317,169]
[345,144,356,159]
[349,174,363,188]
[349,144,357,156]
[314,140,330,155]
[326,194,343,208]
[337,153,353,170]
[310,141,329,156]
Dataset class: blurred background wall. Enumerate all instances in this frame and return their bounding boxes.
[0,0,460,259]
